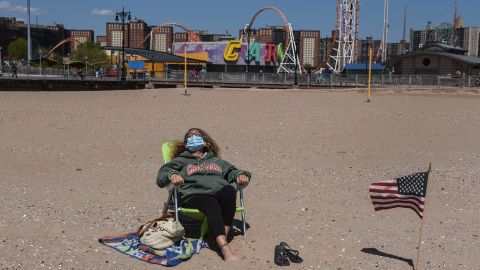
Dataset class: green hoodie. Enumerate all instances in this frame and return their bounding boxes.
[156,150,251,203]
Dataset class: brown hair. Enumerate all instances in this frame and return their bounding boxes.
[172,128,220,158]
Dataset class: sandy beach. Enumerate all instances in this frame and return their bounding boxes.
[1,87,479,269]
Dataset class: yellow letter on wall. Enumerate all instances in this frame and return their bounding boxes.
[224,40,242,62]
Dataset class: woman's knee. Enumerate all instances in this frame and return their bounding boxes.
[220,185,236,199]
[183,195,220,212]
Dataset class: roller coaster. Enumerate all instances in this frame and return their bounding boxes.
[142,22,200,50]
[42,37,82,60]
[242,3,360,74]
[240,6,301,73]
[42,2,361,74]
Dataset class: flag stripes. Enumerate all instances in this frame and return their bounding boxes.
[369,172,428,218]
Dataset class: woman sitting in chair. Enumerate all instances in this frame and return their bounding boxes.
[156,128,251,261]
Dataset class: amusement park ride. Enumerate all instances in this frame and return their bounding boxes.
[41,1,363,74]
[41,37,82,60]
[240,6,301,74]
[143,22,200,49]
[327,0,360,73]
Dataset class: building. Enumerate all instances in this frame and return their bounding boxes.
[107,20,147,49]
[271,26,286,46]
[0,17,69,58]
[257,27,273,43]
[410,28,438,52]
[410,23,449,52]
[69,30,94,52]
[386,42,480,75]
[386,42,409,59]
[173,32,188,43]
[357,37,382,63]
[298,30,320,67]
[106,22,126,47]
[242,26,287,45]
[409,23,480,57]
[199,34,235,42]
[96,36,107,47]
[320,36,334,66]
[456,27,480,57]
[150,26,173,52]
[128,20,148,49]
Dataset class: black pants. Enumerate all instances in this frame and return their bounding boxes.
[182,185,236,238]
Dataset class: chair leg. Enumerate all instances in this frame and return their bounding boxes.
[200,218,208,240]
[241,211,247,237]
[173,188,179,221]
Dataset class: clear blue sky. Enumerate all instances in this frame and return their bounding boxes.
[1,0,479,41]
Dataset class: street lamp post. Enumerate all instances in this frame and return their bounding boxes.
[115,7,131,81]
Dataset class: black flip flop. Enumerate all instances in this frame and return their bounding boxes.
[274,244,290,266]
[280,242,303,263]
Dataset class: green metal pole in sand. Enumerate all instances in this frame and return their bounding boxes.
[367,47,372,102]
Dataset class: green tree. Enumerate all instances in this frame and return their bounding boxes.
[7,38,28,60]
[70,41,109,69]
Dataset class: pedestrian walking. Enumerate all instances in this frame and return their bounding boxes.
[79,68,85,81]
[11,64,18,78]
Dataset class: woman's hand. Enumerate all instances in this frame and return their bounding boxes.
[236,174,250,188]
[170,174,185,186]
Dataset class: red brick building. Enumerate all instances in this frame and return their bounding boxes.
[106,22,126,47]
[128,20,148,49]
[96,35,107,47]
[150,26,173,52]
[173,32,188,43]
[68,29,94,52]
[299,30,320,67]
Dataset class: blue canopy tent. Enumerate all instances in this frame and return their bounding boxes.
[342,63,385,75]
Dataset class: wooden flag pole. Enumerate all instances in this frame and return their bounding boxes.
[415,163,432,270]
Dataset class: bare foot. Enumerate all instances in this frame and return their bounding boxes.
[221,245,240,261]
[224,253,240,261]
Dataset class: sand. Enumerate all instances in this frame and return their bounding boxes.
[1,87,479,270]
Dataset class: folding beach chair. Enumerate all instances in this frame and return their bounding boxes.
[161,141,247,239]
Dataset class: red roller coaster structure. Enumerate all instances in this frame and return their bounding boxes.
[242,6,290,52]
[43,37,82,59]
[142,22,200,50]
[241,6,300,73]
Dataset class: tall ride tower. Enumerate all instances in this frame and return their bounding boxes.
[328,0,360,73]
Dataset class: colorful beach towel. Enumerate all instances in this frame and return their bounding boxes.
[99,233,207,266]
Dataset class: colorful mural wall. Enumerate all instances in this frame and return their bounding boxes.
[173,41,284,66]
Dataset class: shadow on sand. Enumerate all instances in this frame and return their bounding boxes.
[361,247,414,269]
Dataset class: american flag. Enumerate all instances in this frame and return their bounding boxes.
[369,172,429,218]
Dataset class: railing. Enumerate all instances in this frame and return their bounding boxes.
[153,71,480,88]
[1,66,479,88]
[0,65,147,82]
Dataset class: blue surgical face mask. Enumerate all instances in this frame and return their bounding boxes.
[186,135,205,151]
